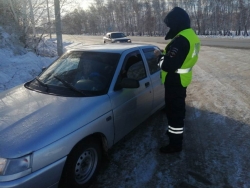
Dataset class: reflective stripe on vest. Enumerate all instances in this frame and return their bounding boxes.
[168,125,184,134]
[160,50,167,84]
[161,28,200,86]
[175,67,192,74]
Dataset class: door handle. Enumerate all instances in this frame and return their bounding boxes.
[106,116,112,121]
[145,82,150,88]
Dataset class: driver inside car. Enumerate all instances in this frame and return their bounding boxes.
[74,60,100,81]
[74,59,106,91]
[82,60,100,80]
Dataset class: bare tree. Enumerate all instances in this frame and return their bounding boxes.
[8,0,19,23]
[152,0,162,35]
[46,0,52,38]
[1,0,250,46]
[28,0,37,37]
[54,0,63,55]
[242,0,250,36]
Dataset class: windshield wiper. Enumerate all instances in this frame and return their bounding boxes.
[53,75,86,96]
[35,77,48,91]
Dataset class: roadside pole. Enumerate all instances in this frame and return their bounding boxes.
[46,0,52,39]
[54,0,63,56]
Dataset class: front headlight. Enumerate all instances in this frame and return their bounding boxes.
[0,155,31,176]
[128,40,131,43]
[0,158,7,175]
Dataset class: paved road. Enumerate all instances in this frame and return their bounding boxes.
[62,34,250,49]
[62,35,250,188]
[130,36,250,49]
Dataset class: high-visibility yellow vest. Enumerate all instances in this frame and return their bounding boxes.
[161,29,200,87]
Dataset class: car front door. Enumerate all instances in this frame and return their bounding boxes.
[107,34,112,43]
[109,50,153,143]
[142,47,165,113]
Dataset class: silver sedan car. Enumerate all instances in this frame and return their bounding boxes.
[0,43,165,188]
[103,32,132,43]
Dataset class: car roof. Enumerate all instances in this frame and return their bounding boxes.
[107,32,124,34]
[68,43,157,54]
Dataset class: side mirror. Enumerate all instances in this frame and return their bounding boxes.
[42,67,47,72]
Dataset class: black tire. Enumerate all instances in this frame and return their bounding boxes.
[59,138,102,188]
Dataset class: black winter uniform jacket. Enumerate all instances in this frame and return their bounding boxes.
[161,7,191,88]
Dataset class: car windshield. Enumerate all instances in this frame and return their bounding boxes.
[111,33,126,38]
[26,51,121,96]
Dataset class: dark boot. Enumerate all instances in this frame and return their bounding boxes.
[159,144,182,154]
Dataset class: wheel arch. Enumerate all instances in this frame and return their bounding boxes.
[58,132,108,188]
[69,132,109,158]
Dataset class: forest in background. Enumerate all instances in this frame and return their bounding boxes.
[0,0,249,51]
[62,0,250,37]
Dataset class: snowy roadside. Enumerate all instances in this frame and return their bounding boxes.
[1,29,250,187]
[90,46,250,188]
[0,48,55,92]
[0,30,81,92]
[1,30,250,93]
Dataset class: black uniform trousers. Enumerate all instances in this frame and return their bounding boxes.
[165,86,186,147]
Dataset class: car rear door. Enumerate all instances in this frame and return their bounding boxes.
[109,49,153,143]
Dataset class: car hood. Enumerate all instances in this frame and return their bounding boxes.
[0,85,112,158]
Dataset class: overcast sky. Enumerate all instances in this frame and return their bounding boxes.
[77,0,94,10]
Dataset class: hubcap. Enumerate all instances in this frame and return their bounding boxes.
[74,148,98,184]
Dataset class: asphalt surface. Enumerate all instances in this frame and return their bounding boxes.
[61,34,250,49]
[62,35,250,188]
[129,35,250,49]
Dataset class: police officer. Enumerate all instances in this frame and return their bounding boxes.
[159,7,200,154]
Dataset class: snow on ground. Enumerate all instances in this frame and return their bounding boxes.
[1,27,250,187]
[90,45,250,188]
[0,49,55,91]
[1,29,249,93]
[0,28,62,92]
[198,34,250,39]
[1,32,249,93]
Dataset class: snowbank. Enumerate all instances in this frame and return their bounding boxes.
[0,27,56,92]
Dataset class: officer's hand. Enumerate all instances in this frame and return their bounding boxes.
[154,49,162,56]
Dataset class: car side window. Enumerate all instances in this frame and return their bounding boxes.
[143,47,161,75]
[127,61,146,80]
[122,51,146,81]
